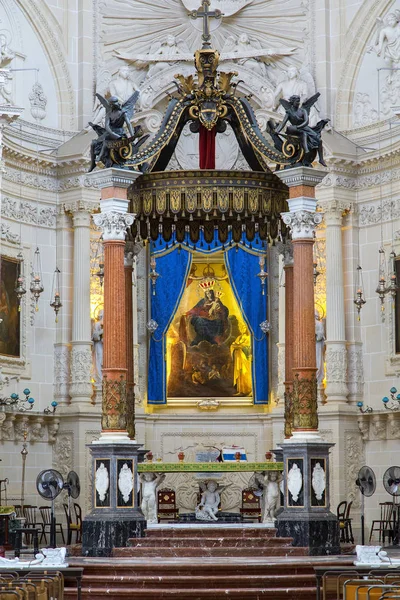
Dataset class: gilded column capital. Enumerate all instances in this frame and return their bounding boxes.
[281,210,323,240]
[93,212,135,242]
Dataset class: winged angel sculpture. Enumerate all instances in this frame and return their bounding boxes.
[88,92,149,171]
[267,94,329,167]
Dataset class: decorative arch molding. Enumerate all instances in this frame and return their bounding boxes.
[335,0,393,133]
[14,0,76,130]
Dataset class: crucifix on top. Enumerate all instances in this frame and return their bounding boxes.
[188,0,223,49]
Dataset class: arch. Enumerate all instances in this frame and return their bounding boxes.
[14,0,76,130]
[335,0,393,132]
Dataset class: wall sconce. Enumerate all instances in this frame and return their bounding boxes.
[0,388,35,411]
[357,401,373,414]
[382,387,400,411]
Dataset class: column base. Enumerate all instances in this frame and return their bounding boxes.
[93,430,135,444]
[276,512,340,555]
[83,441,147,556]
[284,430,322,443]
[82,511,146,557]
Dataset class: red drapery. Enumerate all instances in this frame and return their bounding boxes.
[199,125,216,169]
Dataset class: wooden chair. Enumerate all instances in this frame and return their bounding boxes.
[337,500,347,543]
[369,502,395,543]
[344,501,354,544]
[321,569,359,600]
[73,503,82,544]
[240,488,262,523]
[342,578,384,600]
[24,571,64,600]
[63,503,80,545]
[21,507,38,546]
[157,489,179,523]
[0,590,26,599]
[38,506,65,545]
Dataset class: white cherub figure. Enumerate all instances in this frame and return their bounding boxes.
[264,471,282,521]
[140,472,165,523]
[251,470,282,522]
[195,480,221,521]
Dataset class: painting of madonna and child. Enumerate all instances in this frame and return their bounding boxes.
[166,261,253,399]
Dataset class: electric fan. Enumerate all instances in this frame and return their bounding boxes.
[383,466,400,546]
[36,469,64,548]
[64,471,81,530]
[356,465,376,545]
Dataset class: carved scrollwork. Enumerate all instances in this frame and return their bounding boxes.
[325,345,348,397]
[54,345,70,403]
[288,374,318,430]
[345,431,365,509]
[93,212,135,242]
[101,376,128,430]
[70,346,93,400]
[281,210,323,240]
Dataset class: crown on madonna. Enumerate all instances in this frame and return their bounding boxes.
[199,279,215,291]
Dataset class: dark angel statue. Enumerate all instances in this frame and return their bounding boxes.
[267,93,329,168]
[88,92,149,172]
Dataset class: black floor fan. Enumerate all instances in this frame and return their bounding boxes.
[64,470,81,532]
[383,466,400,546]
[36,469,81,548]
[356,465,376,545]
[36,469,64,548]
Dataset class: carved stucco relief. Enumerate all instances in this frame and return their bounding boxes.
[335,0,396,131]
[345,430,365,510]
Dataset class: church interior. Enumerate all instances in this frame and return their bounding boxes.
[1,0,400,597]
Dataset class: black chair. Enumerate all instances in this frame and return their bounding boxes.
[63,503,81,544]
[337,500,347,543]
[369,502,395,544]
[343,500,354,544]
[38,506,65,545]
[14,527,39,557]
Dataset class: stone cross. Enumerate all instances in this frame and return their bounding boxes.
[188,0,223,49]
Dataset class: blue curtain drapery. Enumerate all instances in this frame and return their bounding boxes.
[225,246,268,404]
[148,233,268,405]
[148,247,192,404]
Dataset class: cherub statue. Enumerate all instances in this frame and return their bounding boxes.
[195,479,229,522]
[115,35,192,79]
[263,471,282,522]
[369,11,400,77]
[250,471,282,522]
[88,91,149,171]
[139,472,166,523]
[220,33,295,79]
[92,309,103,384]
[268,94,329,168]
[315,310,325,386]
